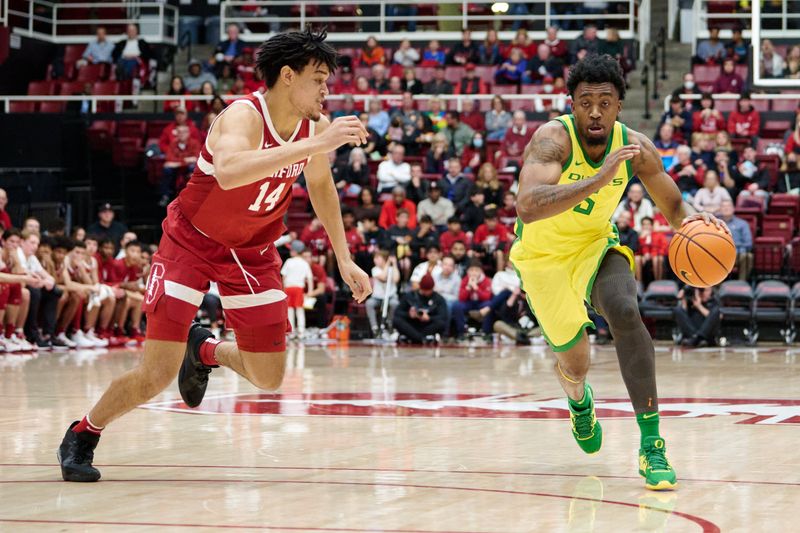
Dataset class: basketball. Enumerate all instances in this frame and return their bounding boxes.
[669,219,736,288]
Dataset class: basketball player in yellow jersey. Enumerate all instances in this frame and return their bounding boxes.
[511,55,729,490]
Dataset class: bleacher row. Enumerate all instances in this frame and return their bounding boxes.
[735,193,800,279]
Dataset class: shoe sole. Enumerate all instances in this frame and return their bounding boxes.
[645,480,677,491]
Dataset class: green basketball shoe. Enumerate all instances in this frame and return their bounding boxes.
[639,436,678,490]
[568,384,603,454]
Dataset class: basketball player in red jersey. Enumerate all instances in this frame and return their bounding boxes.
[58,28,372,482]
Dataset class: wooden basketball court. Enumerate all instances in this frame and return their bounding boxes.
[2,342,798,532]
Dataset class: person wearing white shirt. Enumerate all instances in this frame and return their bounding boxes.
[417,182,455,230]
[281,241,314,337]
[393,40,420,67]
[19,231,60,349]
[376,144,411,194]
[612,183,654,232]
[410,247,443,290]
[366,251,400,335]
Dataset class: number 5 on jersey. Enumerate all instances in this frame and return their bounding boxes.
[248,182,286,212]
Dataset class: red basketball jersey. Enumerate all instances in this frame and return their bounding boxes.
[177,92,315,249]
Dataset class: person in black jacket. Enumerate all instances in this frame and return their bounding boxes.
[674,286,720,347]
[215,24,248,63]
[393,274,448,343]
[112,23,152,81]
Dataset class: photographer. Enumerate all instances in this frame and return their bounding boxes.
[674,286,720,347]
[392,274,448,344]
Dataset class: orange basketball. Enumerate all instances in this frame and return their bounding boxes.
[668,219,736,288]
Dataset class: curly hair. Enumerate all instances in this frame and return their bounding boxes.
[567,54,626,100]
[255,27,339,88]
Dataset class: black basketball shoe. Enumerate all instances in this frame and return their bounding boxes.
[178,323,217,408]
[57,421,101,482]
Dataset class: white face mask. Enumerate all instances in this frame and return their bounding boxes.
[684,81,695,90]
[543,84,554,93]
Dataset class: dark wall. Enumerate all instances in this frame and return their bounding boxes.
[0,113,87,170]
[0,35,56,94]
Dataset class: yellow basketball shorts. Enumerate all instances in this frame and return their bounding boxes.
[509,238,634,352]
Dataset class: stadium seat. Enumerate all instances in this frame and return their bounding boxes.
[735,190,766,210]
[736,213,758,239]
[715,99,736,113]
[771,99,798,112]
[768,194,800,224]
[9,102,36,113]
[790,282,800,334]
[116,120,146,141]
[63,44,84,65]
[27,80,58,96]
[59,81,86,96]
[789,237,800,277]
[762,214,794,242]
[753,236,786,278]
[762,120,792,139]
[145,155,166,186]
[76,63,107,83]
[749,99,769,112]
[111,138,143,168]
[493,85,519,95]
[752,280,793,344]
[87,120,116,151]
[639,280,680,321]
[39,101,66,113]
[444,67,465,84]
[692,65,719,86]
[718,280,755,343]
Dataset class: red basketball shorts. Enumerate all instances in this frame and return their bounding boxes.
[284,286,304,308]
[142,203,288,352]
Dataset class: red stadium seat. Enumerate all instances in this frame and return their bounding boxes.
[769,194,800,224]
[87,120,116,151]
[28,80,58,95]
[753,236,786,277]
[112,138,143,168]
[146,155,166,185]
[762,120,791,139]
[715,99,737,113]
[771,99,799,112]
[116,120,146,140]
[750,99,769,112]
[39,101,66,113]
[9,102,36,113]
[736,213,758,239]
[146,120,171,141]
[493,85,519,95]
[76,63,107,83]
[64,44,85,65]
[444,67,465,84]
[693,65,719,86]
[59,81,86,96]
[416,67,436,83]
[762,214,794,242]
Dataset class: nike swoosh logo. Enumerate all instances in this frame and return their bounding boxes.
[273,340,283,346]
[642,413,659,419]
[575,161,583,166]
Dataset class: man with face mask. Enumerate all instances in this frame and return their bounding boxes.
[659,97,693,144]
[671,73,702,112]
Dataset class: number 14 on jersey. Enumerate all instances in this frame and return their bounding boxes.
[248,182,286,212]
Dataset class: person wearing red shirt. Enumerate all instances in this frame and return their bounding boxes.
[332,66,356,94]
[711,58,745,94]
[453,260,493,338]
[301,247,330,327]
[0,188,12,231]
[501,111,530,165]
[544,26,569,62]
[381,76,404,111]
[439,217,470,255]
[455,64,488,94]
[460,98,485,133]
[300,217,331,269]
[691,93,726,138]
[112,240,145,342]
[379,187,417,230]
[635,217,668,282]
[727,93,761,143]
[352,76,377,112]
[341,208,364,258]
[157,107,202,154]
[472,210,511,272]
[160,125,201,207]
[497,191,517,231]
[668,145,706,195]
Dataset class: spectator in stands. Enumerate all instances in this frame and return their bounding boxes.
[570,24,600,62]
[359,111,386,157]
[660,96,693,143]
[19,230,60,349]
[386,209,414,277]
[281,240,313,339]
[654,123,681,170]
[355,188,382,223]
[693,170,732,214]
[674,286,720,347]
[479,29,503,65]
[442,111,475,157]
[527,44,563,84]
[405,163,429,204]
[423,66,454,95]
[377,144,411,194]
[163,76,192,113]
[713,149,739,197]
[501,111,530,164]
[669,145,704,196]
[336,147,369,197]
[79,27,114,67]
[410,214,439,260]
[760,39,785,78]
[360,36,386,66]
[440,217,469,256]
[366,99,389,137]
[331,95,356,120]
[193,81,218,114]
[23,217,40,235]
[393,39,419,67]
[213,23,247,69]
[184,60,217,93]
[382,77,405,111]
[726,27,748,64]
[453,260,493,339]
[459,99,485,132]
[449,30,481,66]
[692,93,726,141]
[461,188,486,233]
[712,57,746,94]
[0,189,11,231]
[159,125,200,207]
[87,203,127,248]
[386,5,418,32]
[735,147,772,200]
[380,187,417,230]
[354,76,376,107]
[410,244,442,288]
[612,183,654,232]
[393,273,447,344]
[506,29,536,60]
[112,23,151,81]
[330,67,354,96]
[370,64,389,93]
[695,27,726,65]
[635,217,668,282]
[158,107,201,154]
[402,68,424,95]
[473,209,511,272]
[786,45,800,79]
[425,133,452,174]
[495,48,527,85]
[599,27,631,76]
[497,192,517,230]
[474,162,503,207]
[718,199,753,280]
[727,93,761,145]
[450,240,470,276]
[434,255,462,331]
[615,211,639,253]
[417,182,455,231]
[543,26,569,62]
[533,76,569,113]
[301,248,329,328]
[422,40,446,67]
[461,131,485,174]
[439,157,471,208]
[455,63,489,95]
[486,96,512,141]
[672,72,703,111]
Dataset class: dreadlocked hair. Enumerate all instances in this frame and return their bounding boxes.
[567,54,626,100]
[255,27,339,88]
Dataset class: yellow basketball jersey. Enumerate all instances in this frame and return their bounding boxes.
[514,114,632,256]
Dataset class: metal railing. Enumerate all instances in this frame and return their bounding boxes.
[692,0,800,54]
[6,0,179,45]
[220,0,642,43]
[1,0,8,28]
[752,1,800,88]
[663,92,800,112]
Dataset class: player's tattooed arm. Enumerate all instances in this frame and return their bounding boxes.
[516,122,628,223]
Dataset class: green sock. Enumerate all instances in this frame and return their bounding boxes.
[568,383,592,411]
[636,412,661,446]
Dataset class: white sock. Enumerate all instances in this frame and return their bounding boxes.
[287,307,296,332]
[297,308,306,334]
